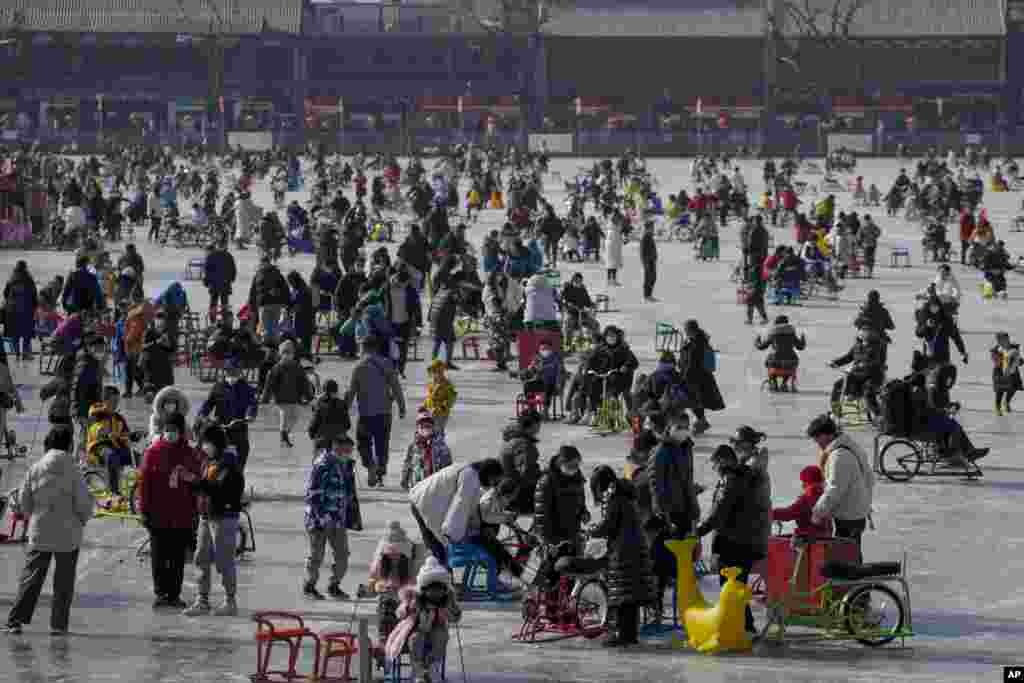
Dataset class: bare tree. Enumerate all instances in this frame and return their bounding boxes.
[451,0,575,34]
[768,0,867,73]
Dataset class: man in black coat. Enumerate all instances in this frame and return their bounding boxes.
[640,221,658,302]
[203,242,237,310]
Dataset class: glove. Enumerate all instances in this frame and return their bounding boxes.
[962,353,969,365]
[140,514,152,531]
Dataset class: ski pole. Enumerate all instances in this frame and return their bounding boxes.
[455,620,469,683]
[27,398,46,458]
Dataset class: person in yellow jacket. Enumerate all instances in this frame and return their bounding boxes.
[86,386,132,495]
[422,359,457,433]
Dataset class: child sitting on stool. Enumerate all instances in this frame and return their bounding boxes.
[519,340,564,419]
[386,556,462,683]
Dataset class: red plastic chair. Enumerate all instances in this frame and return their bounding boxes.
[252,611,321,681]
[319,631,357,682]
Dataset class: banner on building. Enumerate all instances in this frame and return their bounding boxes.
[827,133,873,154]
[528,133,573,154]
[227,131,273,151]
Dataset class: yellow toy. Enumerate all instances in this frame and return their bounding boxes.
[684,567,754,654]
[665,537,754,655]
[982,280,995,299]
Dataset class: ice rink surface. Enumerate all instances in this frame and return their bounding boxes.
[1,156,1023,682]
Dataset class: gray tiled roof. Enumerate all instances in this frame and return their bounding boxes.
[0,0,304,35]
[541,0,1006,37]
[778,0,1005,37]
[542,9,765,37]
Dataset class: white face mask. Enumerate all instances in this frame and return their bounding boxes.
[605,337,616,346]
[417,427,433,438]
[539,349,552,359]
[929,305,940,314]
[559,461,581,477]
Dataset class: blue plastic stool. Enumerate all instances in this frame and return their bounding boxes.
[386,641,446,683]
[447,543,498,599]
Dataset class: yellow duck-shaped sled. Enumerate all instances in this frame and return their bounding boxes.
[665,537,754,655]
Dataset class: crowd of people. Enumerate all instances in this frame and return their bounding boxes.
[0,141,1016,681]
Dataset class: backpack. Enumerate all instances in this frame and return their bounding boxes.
[878,378,912,437]
[703,347,718,373]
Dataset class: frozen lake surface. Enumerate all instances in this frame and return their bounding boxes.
[0,156,1022,682]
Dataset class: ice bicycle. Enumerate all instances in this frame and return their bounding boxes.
[756,534,913,647]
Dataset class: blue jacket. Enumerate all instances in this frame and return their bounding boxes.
[155,281,188,309]
[304,450,356,531]
[527,239,545,275]
[198,379,259,423]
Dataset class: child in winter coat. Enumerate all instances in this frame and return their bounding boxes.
[365,521,424,666]
[401,410,452,491]
[303,434,360,600]
[385,556,462,683]
[148,386,191,443]
[991,331,1022,415]
[520,340,564,419]
[307,379,352,446]
[422,359,457,433]
[86,386,132,496]
[771,465,832,538]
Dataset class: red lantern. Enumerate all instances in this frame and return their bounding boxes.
[718,112,729,129]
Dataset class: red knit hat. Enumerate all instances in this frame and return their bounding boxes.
[800,465,824,485]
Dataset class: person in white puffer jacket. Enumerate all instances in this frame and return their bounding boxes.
[524,273,558,327]
[408,459,504,566]
[932,264,961,306]
[807,415,874,563]
[6,425,94,634]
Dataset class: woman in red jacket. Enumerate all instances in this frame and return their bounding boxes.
[138,411,201,609]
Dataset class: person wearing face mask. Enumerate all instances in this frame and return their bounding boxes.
[138,411,201,609]
[587,464,653,647]
[991,331,1023,415]
[183,425,245,617]
[578,326,639,426]
[520,340,564,420]
[677,320,724,435]
[915,294,967,368]
[261,339,314,448]
[401,410,452,491]
[303,434,359,600]
[384,260,423,379]
[408,458,505,566]
[805,415,873,563]
[533,445,589,589]
[645,414,699,623]
[140,311,176,402]
[695,445,770,636]
[828,327,885,418]
[196,361,259,470]
[385,556,462,683]
[498,411,543,514]
[147,385,191,443]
